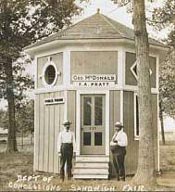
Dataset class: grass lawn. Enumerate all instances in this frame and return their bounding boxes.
[1,139,175,191]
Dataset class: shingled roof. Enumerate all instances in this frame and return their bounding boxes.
[25,11,163,50]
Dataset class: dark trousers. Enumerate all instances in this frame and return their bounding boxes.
[112,147,126,180]
[60,143,73,179]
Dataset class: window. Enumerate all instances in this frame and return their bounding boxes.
[45,65,56,85]
[94,132,102,146]
[130,61,138,80]
[95,97,103,125]
[134,93,139,138]
[130,60,152,81]
[83,97,92,125]
[83,132,91,145]
[42,56,59,87]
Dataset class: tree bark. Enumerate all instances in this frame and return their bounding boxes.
[159,101,165,145]
[5,60,18,152]
[132,0,156,186]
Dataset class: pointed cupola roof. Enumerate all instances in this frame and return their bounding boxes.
[25,9,164,50]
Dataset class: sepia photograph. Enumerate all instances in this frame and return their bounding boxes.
[0,0,175,191]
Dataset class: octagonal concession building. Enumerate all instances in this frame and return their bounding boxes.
[25,10,166,179]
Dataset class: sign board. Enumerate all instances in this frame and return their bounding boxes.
[44,97,64,105]
[72,74,116,87]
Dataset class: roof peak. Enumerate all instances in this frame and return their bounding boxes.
[24,11,164,51]
[97,8,100,14]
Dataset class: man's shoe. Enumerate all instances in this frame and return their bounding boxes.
[119,176,125,181]
[60,177,64,182]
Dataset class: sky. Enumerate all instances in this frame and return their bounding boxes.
[74,0,133,27]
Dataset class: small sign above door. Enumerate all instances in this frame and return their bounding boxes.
[72,74,116,87]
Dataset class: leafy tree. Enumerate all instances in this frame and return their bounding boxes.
[151,0,175,48]
[0,109,8,129]
[16,99,34,134]
[131,0,155,186]
[159,48,175,146]
[159,50,175,118]
[0,99,34,133]
[0,0,81,152]
[150,0,175,144]
[151,0,175,118]
[111,0,156,186]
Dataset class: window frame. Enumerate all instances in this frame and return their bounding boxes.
[42,58,58,87]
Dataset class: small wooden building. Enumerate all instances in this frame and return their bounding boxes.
[25,10,166,179]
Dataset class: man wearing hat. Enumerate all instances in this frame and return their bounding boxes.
[110,122,128,181]
[57,120,76,181]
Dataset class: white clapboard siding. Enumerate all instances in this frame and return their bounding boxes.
[35,91,64,173]
[54,91,64,173]
[38,94,45,171]
[48,92,55,172]
[34,95,40,171]
[53,91,62,173]
[43,93,49,172]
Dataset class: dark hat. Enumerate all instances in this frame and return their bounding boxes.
[115,122,123,127]
[63,120,72,126]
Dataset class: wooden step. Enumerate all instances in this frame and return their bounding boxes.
[73,168,109,175]
[73,155,109,179]
[73,174,109,179]
[75,155,109,162]
[75,162,108,168]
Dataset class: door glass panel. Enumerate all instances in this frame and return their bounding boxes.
[83,97,92,125]
[83,132,91,145]
[94,132,102,146]
[95,97,103,125]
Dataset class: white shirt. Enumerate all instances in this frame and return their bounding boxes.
[57,129,76,153]
[111,129,128,147]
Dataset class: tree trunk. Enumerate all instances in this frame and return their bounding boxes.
[132,0,156,186]
[159,101,165,145]
[5,60,18,152]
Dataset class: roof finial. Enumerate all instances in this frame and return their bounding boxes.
[97,8,100,14]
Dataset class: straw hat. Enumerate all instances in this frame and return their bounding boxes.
[115,122,123,127]
[63,120,72,126]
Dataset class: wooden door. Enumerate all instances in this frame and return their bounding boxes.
[80,95,105,155]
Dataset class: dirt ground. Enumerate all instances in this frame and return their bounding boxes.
[157,142,175,191]
[0,140,175,191]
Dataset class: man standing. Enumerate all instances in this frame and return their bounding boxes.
[57,120,76,181]
[110,122,128,181]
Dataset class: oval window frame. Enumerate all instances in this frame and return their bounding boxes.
[42,60,58,87]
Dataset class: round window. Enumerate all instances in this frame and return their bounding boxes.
[44,65,56,85]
